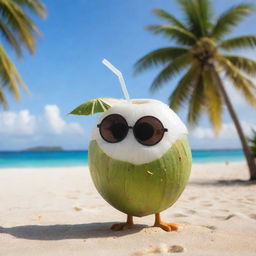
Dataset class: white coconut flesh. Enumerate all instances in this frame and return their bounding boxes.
[91,99,188,165]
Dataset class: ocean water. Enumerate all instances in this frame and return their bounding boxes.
[0,149,245,168]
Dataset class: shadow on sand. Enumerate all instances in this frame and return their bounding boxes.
[0,222,148,240]
[189,179,256,187]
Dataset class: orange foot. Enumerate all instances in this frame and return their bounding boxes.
[111,215,133,231]
[153,213,178,232]
[154,221,178,232]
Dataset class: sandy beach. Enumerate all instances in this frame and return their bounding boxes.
[0,162,256,256]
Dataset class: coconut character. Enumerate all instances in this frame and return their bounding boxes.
[70,60,192,232]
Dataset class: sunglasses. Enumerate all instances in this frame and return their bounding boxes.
[97,114,168,146]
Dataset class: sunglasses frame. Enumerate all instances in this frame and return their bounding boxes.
[97,114,168,146]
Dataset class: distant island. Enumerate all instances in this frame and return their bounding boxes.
[23,146,64,152]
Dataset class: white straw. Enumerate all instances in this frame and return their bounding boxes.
[102,59,130,100]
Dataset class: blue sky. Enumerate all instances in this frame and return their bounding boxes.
[1,0,256,150]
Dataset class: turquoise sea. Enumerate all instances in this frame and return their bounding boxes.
[0,149,245,168]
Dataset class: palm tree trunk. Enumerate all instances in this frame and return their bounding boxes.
[211,65,256,180]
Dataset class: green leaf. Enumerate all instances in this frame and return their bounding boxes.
[197,0,213,34]
[0,45,29,103]
[69,98,122,115]
[152,8,188,30]
[211,4,254,40]
[0,21,22,57]
[0,0,46,108]
[169,61,201,111]
[12,0,47,18]
[187,73,205,126]
[223,55,256,76]
[203,66,223,133]
[219,35,256,50]
[146,25,196,45]
[150,53,192,91]
[0,0,46,55]
[134,47,189,75]
[177,0,212,37]
[248,129,256,158]
[0,89,8,109]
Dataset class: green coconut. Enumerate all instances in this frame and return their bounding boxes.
[89,135,191,217]
[70,97,192,217]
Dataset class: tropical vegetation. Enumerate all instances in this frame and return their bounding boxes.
[0,0,46,108]
[248,129,256,159]
[134,0,256,180]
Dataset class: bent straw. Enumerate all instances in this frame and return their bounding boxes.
[102,59,130,101]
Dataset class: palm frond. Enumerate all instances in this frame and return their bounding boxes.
[147,25,196,45]
[187,73,205,126]
[178,0,212,37]
[169,61,201,111]
[211,4,254,40]
[0,0,45,108]
[12,0,47,18]
[223,55,256,77]
[203,66,223,133]
[219,35,256,51]
[0,89,8,109]
[0,0,41,54]
[134,47,189,74]
[0,45,28,102]
[150,53,192,91]
[152,8,188,30]
[196,0,213,36]
[0,20,21,57]
[248,129,256,158]
[217,56,256,106]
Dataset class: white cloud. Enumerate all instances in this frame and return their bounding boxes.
[41,105,84,135]
[0,105,86,150]
[191,121,256,139]
[43,105,66,134]
[0,110,36,137]
[190,121,256,149]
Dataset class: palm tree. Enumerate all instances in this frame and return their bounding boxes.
[0,0,46,108]
[134,0,256,180]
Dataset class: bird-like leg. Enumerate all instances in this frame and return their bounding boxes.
[111,215,134,231]
[153,213,178,232]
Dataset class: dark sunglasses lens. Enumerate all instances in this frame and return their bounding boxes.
[99,114,128,143]
[134,116,165,146]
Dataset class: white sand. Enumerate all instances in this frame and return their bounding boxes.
[0,162,256,256]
